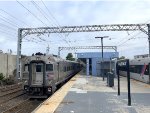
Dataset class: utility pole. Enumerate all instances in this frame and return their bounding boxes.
[16,28,22,81]
[58,47,61,57]
[46,44,50,55]
[95,36,109,81]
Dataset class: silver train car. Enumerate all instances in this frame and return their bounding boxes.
[119,58,150,84]
[22,53,82,98]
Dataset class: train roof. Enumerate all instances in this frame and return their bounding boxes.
[130,57,150,64]
[131,57,150,61]
[23,54,79,64]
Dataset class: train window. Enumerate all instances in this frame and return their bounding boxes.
[67,67,69,71]
[130,65,135,72]
[46,64,53,71]
[144,65,149,75]
[24,64,29,71]
[64,67,66,72]
[138,65,143,74]
[36,65,43,72]
[69,66,70,71]
[65,67,66,72]
[129,65,149,75]
[68,66,70,71]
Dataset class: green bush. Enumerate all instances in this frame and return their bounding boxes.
[3,78,14,85]
[0,73,4,80]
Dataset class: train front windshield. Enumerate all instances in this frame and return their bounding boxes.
[36,64,43,72]
[46,64,53,71]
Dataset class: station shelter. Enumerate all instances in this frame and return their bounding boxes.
[77,52,119,76]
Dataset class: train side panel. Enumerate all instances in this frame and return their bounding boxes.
[119,58,150,84]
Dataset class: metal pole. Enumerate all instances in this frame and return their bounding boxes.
[16,28,22,81]
[147,24,150,57]
[116,62,120,95]
[109,57,111,72]
[7,53,8,78]
[95,36,108,81]
[127,59,131,106]
[101,37,104,81]
[147,19,150,83]
[86,58,89,76]
[58,47,60,57]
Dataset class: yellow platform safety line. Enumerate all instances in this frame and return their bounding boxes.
[32,74,79,113]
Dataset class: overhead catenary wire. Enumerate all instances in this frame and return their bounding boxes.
[0,8,30,40]
[117,32,143,47]
[115,21,150,56]
[117,26,149,47]
[23,35,64,50]
[16,0,65,46]
[21,0,68,46]
[23,38,39,44]
[0,14,20,27]
[119,37,147,47]
[23,38,60,46]
[0,20,17,39]
[0,9,29,27]
[0,30,17,42]
[0,14,19,38]
[117,37,148,59]
[0,16,19,28]
[13,0,71,48]
[29,0,71,47]
[39,0,71,44]
[31,1,53,26]
[40,0,61,29]
[0,23,17,31]
[16,0,48,27]
[0,29,17,37]
[116,20,150,45]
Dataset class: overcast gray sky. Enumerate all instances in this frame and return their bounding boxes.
[0,0,150,59]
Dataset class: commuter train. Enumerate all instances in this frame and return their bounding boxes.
[22,52,82,98]
[119,58,150,84]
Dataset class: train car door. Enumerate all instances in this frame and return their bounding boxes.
[32,63,44,85]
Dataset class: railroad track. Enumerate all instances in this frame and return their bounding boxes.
[0,93,44,113]
[1,98,43,113]
[1,98,30,113]
[0,83,43,113]
[0,89,24,104]
[0,83,24,105]
[0,93,27,112]
[0,83,23,97]
[0,83,22,91]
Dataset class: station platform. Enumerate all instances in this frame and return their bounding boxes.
[32,73,150,113]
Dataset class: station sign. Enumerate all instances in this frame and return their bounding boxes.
[118,61,127,66]
[117,59,129,70]
[116,59,131,106]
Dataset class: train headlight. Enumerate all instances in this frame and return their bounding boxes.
[24,86,28,90]
[36,57,41,60]
[48,87,52,92]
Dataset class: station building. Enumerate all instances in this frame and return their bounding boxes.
[77,52,119,76]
